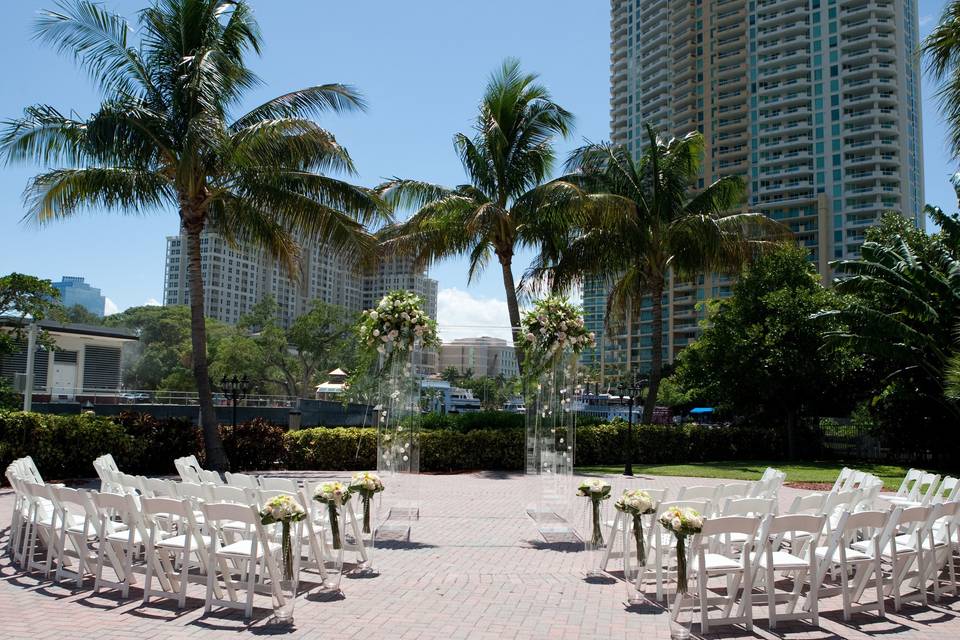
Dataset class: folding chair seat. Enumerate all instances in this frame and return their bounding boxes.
[141,497,212,609]
[757,514,826,628]
[687,516,760,633]
[813,509,899,620]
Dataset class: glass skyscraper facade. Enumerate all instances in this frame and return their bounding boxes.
[52,276,106,318]
[584,0,924,383]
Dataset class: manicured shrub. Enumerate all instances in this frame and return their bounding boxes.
[218,417,287,471]
[113,411,198,475]
[284,427,377,470]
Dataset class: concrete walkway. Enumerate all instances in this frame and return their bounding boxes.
[3,471,960,639]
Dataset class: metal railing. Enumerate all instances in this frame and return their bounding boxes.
[26,386,301,408]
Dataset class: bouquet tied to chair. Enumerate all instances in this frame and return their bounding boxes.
[615,489,658,567]
[577,479,612,546]
[313,481,351,550]
[658,506,704,595]
[259,495,307,580]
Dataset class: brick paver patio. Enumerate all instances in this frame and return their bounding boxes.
[3,471,960,639]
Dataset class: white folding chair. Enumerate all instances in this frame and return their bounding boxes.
[258,476,299,493]
[141,496,212,609]
[225,472,259,490]
[888,473,940,508]
[645,499,711,601]
[917,501,959,601]
[50,486,99,588]
[175,456,203,483]
[602,487,668,576]
[198,468,223,484]
[813,509,899,621]
[716,498,775,549]
[889,468,925,503]
[687,515,760,633]
[5,467,30,564]
[20,481,61,577]
[717,482,752,503]
[202,502,282,619]
[92,491,158,599]
[758,514,826,628]
[929,476,960,505]
[675,485,721,513]
[872,505,933,611]
[831,467,854,493]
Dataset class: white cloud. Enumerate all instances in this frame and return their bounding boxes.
[144,298,161,306]
[436,288,514,343]
[104,298,119,315]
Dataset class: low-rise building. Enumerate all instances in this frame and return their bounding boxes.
[438,336,518,379]
[0,318,138,402]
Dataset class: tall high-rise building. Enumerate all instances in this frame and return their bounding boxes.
[52,276,106,317]
[163,231,439,373]
[585,0,924,381]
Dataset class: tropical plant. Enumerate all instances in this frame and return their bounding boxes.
[0,273,63,355]
[377,59,576,373]
[817,235,960,426]
[923,2,960,157]
[537,125,788,422]
[1,0,387,469]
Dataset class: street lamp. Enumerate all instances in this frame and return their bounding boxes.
[618,374,647,476]
[219,374,251,429]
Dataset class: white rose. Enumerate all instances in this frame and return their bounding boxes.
[672,517,682,531]
[369,311,378,320]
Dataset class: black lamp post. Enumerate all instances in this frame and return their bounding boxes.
[220,374,251,429]
[618,375,647,476]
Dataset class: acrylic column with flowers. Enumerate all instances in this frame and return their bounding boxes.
[259,495,307,622]
[520,297,596,522]
[357,291,440,527]
[659,506,705,639]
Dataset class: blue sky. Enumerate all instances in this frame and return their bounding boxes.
[0,1,955,340]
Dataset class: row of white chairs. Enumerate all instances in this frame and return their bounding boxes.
[662,500,960,632]
[8,456,361,618]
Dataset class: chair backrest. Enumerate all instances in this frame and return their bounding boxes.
[202,501,260,527]
[929,500,960,545]
[834,508,898,548]
[176,481,212,503]
[721,497,775,518]
[143,477,177,498]
[249,487,298,508]
[700,515,760,539]
[894,468,925,499]
[209,484,250,505]
[175,456,202,483]
[932,476,960,504]
[787,492,828,515]
[766,513,826,538]
[831,467,853,493]
[759,467,779,483]
[657,499,710,519]
[718,482,752,500]
[198,468,222,484]
[915,473,942,505]
[225,471,259,490]
[94,490,147,541]
[258,476,299,493]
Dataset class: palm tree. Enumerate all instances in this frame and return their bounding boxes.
[377,59,575,374]
[1,0,387,470]
[818,236,960,421]
[923,1,960,157]
[536,125,788,423]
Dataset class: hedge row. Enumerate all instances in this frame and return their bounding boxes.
[1,411,800,481]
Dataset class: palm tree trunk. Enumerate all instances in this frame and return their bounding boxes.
[499,255,525,375]
[642,280,665,424]
[184,222,230,471]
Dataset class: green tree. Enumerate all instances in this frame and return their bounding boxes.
[63,303,104,325]
[817,228,960,452]
[541,125,788,423]
[0,272,62,355]
[676,245,855,456]
[440,366,462,384]
[378,59,575,374]
[2,0,387,469]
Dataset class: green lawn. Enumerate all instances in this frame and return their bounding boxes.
[576,460,926,491]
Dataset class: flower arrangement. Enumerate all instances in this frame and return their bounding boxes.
[614,489,658,567]
[520,297,595,371]
[349,471,385,534]
[313,481,351,550]
[358,291,440,364]
[259,495,306,580]
[577,479,612,546]
[658,506,705,594]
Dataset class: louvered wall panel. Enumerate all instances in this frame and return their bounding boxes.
[82,345,121,390]
[0,339,49,388]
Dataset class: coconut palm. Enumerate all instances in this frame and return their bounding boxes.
[535,125,788,423]
[1,0,387,470]
[923,1,960,157]
[377,59,576,374]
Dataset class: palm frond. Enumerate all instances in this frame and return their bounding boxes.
[23,167,173,223]
[232,84,365,130]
